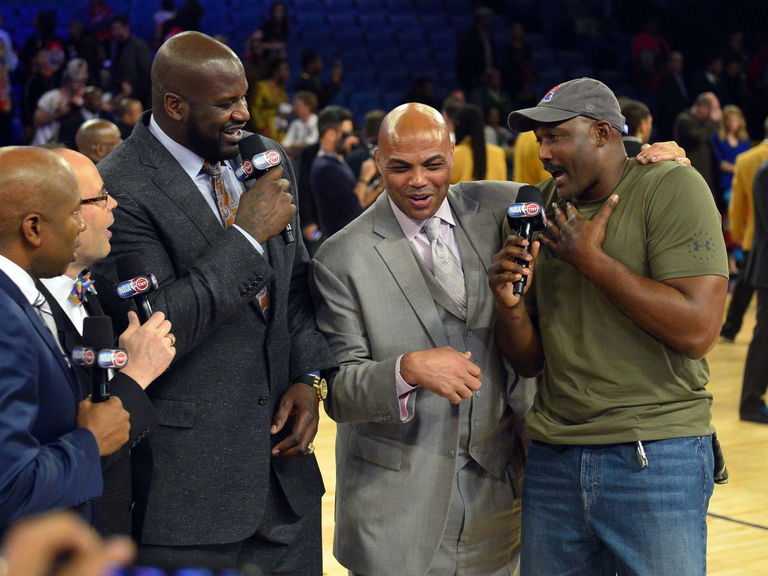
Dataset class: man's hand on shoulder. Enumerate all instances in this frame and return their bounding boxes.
[635,141,690,166]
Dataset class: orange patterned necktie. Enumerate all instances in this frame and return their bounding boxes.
[202,161,237,227]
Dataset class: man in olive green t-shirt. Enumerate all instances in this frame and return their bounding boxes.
[490,78,729,576]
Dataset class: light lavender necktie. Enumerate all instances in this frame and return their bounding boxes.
[425,216,467,318]
[33,291,65,355]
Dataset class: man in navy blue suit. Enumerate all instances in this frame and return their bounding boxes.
[0,146,130,535]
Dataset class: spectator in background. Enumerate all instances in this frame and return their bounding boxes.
[243,28,272,88]
[259,1,290,59]
[674,91,722,205]
[501,21,536,108]
[656,50,689,140]
[20,48,61,143]
[58,85,117,149]
[712,104,751,211]
[346,108,385,180]
[75,118,123,164]
[281,90,319,162]
[456,6,497,95]
[0,13,19,75]
[403,76,441,111]
[18,10,65,78]
[441,95,464,143]
[721,116,768,342]
[692,54,727,104]
[739,157,768,424]
[64,20,103,87]
[512,129,550,185]
[450,103,507,183]
[294,51,342,110]
[311,106,377,238]
[620,98,653,157]
[161,0,203,39]
[108,15,152,109]
[630,15,669,93]
[484,106,514,172]
[84,0,114,47]
[248,57,291,141]
[153,0,176,48]
[115,97,142,139]
[31,58,88,145]
[470,68,514,123]
[0,37,11,145]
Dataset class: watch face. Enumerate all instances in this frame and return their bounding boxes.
[317,378,328,400]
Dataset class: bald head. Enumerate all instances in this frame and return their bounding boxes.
[378,103,450,152]
[0,146,84,278]
[374,103,454,221]
[152,31,243,113]
[150,31,250,161]
[75,119,122,163]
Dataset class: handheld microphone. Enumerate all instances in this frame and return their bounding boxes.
[82,316,116,402]
[506,185,547,297]
[235,134,295,244]
[115,253,158,323]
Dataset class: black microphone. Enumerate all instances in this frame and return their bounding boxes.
[115,252,158,323]
[506,185,547,297]
[82,316,116,402]
[235,134,295,244]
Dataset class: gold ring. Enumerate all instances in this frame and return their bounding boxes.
[166,333,176,346]
[307,443,315,454]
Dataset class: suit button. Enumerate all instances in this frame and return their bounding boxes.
[466,330,473,337]
[448,449,456,458]
[258,396,268,406]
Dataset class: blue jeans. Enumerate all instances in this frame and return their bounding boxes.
[521,438,714,576]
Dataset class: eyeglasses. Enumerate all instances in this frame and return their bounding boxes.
[80,192,110,207]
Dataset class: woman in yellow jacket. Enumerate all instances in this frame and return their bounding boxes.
[450,103,508,183]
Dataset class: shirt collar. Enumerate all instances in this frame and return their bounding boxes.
[39,274,77,307]
[389,195,455,241]
[149,114,212,181]
[0,254,39,305]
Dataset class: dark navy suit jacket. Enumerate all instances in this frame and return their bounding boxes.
[0,270,102,533]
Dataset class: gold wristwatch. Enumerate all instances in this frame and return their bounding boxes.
[297,375,328,401]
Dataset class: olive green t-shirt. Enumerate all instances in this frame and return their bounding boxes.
[525,159,729,444]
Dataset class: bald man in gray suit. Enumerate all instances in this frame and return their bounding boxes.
[310,103,532,575]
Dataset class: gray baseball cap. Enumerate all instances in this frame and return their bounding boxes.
[507,77,626,133]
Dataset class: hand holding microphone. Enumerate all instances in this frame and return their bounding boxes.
[234,135,296,244]
[505,185,547,297]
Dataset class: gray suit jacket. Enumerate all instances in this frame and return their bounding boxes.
[310,182,534,575]
[95,113,336,546]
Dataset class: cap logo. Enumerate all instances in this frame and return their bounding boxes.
[585,104,594,112]
[541,85,560,102]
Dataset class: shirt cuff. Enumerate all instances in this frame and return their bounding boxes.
[395,354,417,422]
[233,224,265,255]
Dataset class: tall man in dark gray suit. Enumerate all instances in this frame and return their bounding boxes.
[95,31,336,573]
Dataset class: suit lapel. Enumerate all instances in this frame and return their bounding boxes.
[0,272,81,401]
[134,120,225,247]
[371,195,451,349]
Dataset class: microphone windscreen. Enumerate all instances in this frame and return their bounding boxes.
[516,184,542,204]
[116,252,146,282]
[83,315,114,349]
[238,133,268,159]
